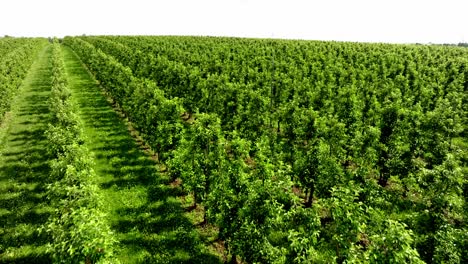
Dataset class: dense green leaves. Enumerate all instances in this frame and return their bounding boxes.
[66,36,467,263]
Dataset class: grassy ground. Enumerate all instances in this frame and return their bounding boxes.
[0,45,52,263]
[61,46,221,263]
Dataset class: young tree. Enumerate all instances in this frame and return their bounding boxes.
[170,113,224,224]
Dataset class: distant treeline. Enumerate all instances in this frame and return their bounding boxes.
[429,42,468,47]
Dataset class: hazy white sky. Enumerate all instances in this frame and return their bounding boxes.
[1,0,467,43]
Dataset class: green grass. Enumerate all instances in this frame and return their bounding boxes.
[61,46,222,263]
[0,45,53,263]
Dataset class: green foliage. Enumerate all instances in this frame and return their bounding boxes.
[366,220,424,263]
[65,36,468,263]
[432,225,467,264]
[170,113,224,208]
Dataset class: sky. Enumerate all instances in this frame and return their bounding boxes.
[1,0,467,44]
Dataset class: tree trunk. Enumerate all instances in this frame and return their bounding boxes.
[378,171,389,187]
[229,255,238,264]
[378,151,389,187]
[193,191,199,208]
[201,210,208,226]
[305,184,314,208]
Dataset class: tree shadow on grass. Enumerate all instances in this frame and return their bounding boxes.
[113,182,221,263]
[0,254,52,264]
